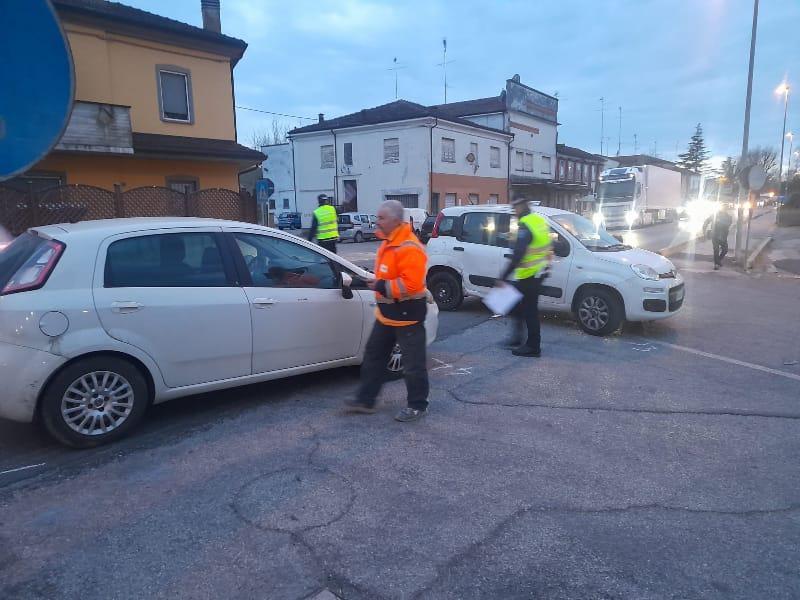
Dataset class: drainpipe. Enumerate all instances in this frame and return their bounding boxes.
[430,117,437,212]
[506,141,512,203]
[330,128,338,208]
[290,137,298,215]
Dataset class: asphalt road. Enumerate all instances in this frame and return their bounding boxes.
[2,214,798,599]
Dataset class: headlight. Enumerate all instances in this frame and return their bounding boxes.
[625,210,637,226]
[592,212,604,227]
[631,264,659,281]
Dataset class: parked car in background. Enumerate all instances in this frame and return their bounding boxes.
[0,218,438,447]
[403,208,428,235]
[426,204,684,336]
[277,212,302,230]
[419,215,437,244]
[338,212,377,242]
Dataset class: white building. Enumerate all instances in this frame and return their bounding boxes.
[430,75,559,205]
[288,100,513,221]
[259,142,296,222]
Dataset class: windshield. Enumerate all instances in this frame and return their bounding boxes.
[550,213,628,251]
[598,179,635,200]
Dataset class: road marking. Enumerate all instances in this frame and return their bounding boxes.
[431,358,453,371]
[0,462,46,476]
[653,341,800,383]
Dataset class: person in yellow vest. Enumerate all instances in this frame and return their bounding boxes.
[345,200,430,422]
[498,196,553,357]
[307,194,339,254]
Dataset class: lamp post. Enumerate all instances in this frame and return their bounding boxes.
[785,131,794,179]
[776,83,790,186]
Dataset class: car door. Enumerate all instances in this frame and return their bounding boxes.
[359,214,375,238]
[94,229,252,388]
[227,230,363,374]
[456,212,508,293]
[539,223,574,307]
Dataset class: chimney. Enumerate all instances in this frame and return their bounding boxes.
[201,0,221,33]
[318,113,325,123]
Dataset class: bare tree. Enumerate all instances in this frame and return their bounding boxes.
[249,129,271,150]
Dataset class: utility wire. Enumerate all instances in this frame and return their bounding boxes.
[235,105,316,121]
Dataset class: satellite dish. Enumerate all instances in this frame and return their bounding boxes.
[465,152,476,164]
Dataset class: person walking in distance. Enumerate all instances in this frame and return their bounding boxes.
[345,200,430,422]
[498,196,553,357]
[308,194,339,254]
[707,205,733,270]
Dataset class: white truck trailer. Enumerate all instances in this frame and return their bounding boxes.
[596,165,683,229]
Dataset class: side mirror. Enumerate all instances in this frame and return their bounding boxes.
[553,239,570,258]
[341,272,354,299]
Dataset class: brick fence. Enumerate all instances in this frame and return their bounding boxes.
[0,183,257,236]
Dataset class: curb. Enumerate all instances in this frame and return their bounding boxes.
[746,235,773,270]
[658,233,702,258]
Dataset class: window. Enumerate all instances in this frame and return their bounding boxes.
[105,233,227,288]
[468,193,479,205]
[383,138,399,163]
[445,193,456,208]
[568,161,575,180]
[558,160,566,179]
[524,153,534,172]
[470,142,479,163]
[442,138,456,162]
[320,145,334,168]
[490,146,501,168]
[430,193,440,214]
[282,199,290,210]
[488,194,499,204]
[385,193,419,208]
[515,151,524,171]
[166,177,198,193]
[233,233,337,289]
[580,163,586,183]
[541,156,552,175]
[157,67,192,123]
[344,142,353,166]
[459,212,510,247]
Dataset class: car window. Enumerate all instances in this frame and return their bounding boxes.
[338,215,352,225]
[460,212,509,247]
[360,214,369,224]
[233,233,338,289]
[105,232,228,288]
[437,215,456,237]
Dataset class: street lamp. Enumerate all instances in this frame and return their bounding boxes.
[785,131,794,178]
[776,83,790,187]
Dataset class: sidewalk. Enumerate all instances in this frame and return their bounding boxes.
[763,224,800,276]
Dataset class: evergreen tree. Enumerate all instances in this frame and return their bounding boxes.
[677,123,711,173]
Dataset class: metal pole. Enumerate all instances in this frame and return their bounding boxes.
[744,192,754,268]
[599,97,605,156]
[735,0,759,265]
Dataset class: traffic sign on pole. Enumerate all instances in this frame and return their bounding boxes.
[0,0,75,181]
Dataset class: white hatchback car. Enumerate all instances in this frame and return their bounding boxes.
[0,218,437,447]
[426,205,684,335]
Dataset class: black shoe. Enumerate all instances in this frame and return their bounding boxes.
[512,345,541,357]
[714,263,720,270]
[343,399,377,414]
[394,407,427,422]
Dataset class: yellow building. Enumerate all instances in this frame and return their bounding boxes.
[16,0,263,193]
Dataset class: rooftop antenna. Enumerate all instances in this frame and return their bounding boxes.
[616,106,622,156]
[436,38,455,103]
[599,97,605,156]
[387,57,407,100]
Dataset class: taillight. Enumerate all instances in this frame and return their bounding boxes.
[1,240,65,295]
[431,212,444,238]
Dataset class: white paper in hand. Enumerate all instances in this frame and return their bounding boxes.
[483,284,522,316]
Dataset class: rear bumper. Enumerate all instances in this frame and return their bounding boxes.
[0,342,66,423]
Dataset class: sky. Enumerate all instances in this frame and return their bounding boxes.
[128,0,798,168]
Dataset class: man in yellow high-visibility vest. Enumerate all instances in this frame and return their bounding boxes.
[498,196,553,357]
[308,194,339,254]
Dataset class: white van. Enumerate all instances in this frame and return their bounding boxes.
[425,204,685,336]
[403,208,428,235]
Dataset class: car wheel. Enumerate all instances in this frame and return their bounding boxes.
[354,231,364,243]
[428,271,463,311]
[385,344,404,381]
[40,356,150,448]
[576,288,623,336]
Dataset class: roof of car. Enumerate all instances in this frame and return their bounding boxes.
[438,204,569,217]
[32,217,270,238]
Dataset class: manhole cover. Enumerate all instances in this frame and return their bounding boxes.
[234,468,352,532]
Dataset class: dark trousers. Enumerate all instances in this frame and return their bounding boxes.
[357,321,429,411]
[511,276,543,351]
[319,239,338,254]
[712,237,728,266]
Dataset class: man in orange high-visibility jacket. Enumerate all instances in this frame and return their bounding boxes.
[345,200,429,422]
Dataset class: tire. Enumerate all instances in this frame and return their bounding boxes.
[354,231,364,243]
[40,356,150,448]
[428,270,463,311]
[385,344,404,381]
[575,288,623,336]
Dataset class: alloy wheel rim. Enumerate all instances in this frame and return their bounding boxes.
[61,371,134,436]
[578,296,610,331]
[435,282,453,303]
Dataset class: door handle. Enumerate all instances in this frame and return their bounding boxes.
[453,246,465,251]
[252,298,276,308]
[296,298,309,302]
[504,254,513,258]
[111,301,142,314]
